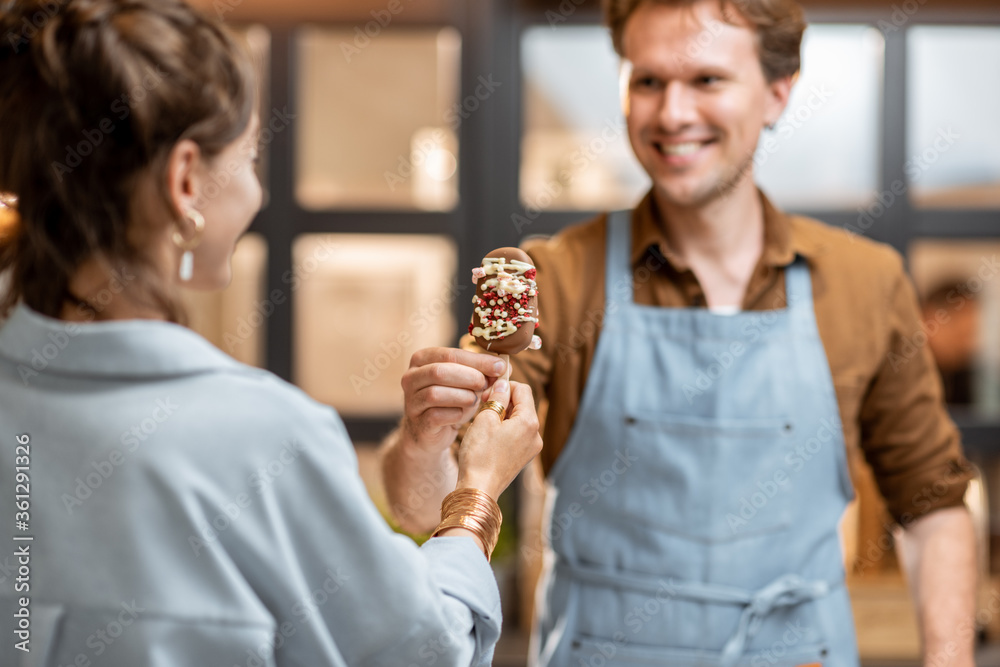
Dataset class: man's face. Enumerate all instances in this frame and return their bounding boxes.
[622,0,792,209]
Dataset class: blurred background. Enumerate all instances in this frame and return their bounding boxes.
[2,0,999,662]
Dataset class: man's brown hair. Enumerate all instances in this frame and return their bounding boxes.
[604,0,807,81]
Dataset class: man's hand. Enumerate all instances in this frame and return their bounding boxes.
[382,347,509,533]
[400,347,509,454]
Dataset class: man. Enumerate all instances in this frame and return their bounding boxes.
[382,0,977,664]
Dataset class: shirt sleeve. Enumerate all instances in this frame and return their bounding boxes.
[221,405,501,667]
[857,253,974,525]
[509,239,556,405]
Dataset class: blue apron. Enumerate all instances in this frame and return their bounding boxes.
[532,211,859,666]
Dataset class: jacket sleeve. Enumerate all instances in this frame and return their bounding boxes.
[857,251,974,525]
[219,403,502,667]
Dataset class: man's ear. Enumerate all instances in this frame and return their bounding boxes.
[764,73,796,127]
[165,139,203,220]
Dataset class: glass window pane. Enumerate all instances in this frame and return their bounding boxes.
[907,27,1000,209]
[755,25,883,211]
[520,26,649,211]
[296,27,461,211]
[182,233,269,368]
[293,234,457,415]
[908,239,1000,417]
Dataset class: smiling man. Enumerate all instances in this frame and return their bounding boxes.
[381,0,977,664]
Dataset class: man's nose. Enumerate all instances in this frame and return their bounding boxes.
[658,81,699,132]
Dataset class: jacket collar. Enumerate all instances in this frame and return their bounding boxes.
[629,187,822,269]
[0,303,240,380]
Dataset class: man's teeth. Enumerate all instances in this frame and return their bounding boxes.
[659,142,702,156]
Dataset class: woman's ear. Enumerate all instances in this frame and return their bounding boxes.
[165,139,203,220]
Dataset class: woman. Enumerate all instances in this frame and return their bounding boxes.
[0,1,542,665]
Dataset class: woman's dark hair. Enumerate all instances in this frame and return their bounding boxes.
[0,0,256,321]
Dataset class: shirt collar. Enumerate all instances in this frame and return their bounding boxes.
[0,303,240,379]
[629,187,819,269]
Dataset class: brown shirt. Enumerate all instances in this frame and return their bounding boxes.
[501,189,971,524]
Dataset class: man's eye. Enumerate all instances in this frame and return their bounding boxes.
[698,75,721,85]
[633,77,659,90]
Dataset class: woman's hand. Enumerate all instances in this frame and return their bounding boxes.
[399,347,508,455]
[455,379,543,501]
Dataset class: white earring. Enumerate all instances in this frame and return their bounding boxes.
[172,209,205,282]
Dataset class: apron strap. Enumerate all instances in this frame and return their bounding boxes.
[719,574,830,667]
[604,210,634,307]
[784,256,815,324]
[556,560,833,664]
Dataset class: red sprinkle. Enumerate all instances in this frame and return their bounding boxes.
[525,268,536,280]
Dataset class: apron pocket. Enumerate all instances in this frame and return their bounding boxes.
[621,411,794,543]
[571,635,829,666]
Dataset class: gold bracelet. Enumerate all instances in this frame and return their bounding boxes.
[431,488,503,561]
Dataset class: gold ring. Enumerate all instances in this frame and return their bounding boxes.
[477,400,506,421]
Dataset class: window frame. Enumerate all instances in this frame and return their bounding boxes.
[246,4,1000,447]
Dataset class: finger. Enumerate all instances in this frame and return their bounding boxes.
[474,378,510,425]
[418,407,468,429]
[505,382,538,423]
[483,378,510,410]
[407,362,492,395]
[411,346,508,377]
[408,385,480,416]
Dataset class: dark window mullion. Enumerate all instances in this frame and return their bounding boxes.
[258,24,297,383]
[913,209,1000,238]
[294,210,455,235]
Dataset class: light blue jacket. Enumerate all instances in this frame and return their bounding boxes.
[0,304,501,666]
